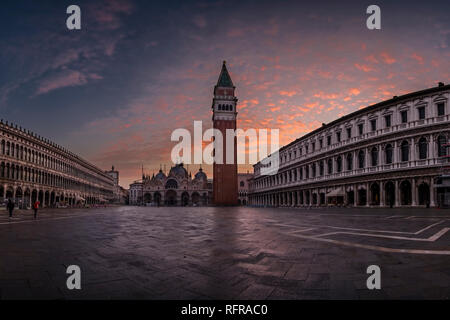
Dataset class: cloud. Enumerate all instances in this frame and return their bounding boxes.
[354,63,373,72]
[380,52,396,64]
[35,71,103,96]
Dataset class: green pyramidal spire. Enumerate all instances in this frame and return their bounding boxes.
[216,61,234,87]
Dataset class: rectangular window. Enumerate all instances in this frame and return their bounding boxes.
[437,103,445,116]
[305,145,309,153]
[401,110,408,123]
[358,124,364,135]
[336,132,341,142]
[385,115,391,127]
[346,127,352,139]
[370,119,377,131]
[319,139,323,148]
[327,136,331,146]
[312,142,315,151]
[418,106,425,120]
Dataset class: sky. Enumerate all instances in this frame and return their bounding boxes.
[1,0,449,188]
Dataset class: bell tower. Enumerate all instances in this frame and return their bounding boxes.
[212,61,238,205]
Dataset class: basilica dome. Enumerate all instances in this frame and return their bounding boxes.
[169,163,188,178]
[155,169,166,180]
[194,168,207,180]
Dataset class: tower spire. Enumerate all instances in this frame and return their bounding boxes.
[216,60,234,87]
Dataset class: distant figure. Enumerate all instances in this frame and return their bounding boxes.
[7,199,14,218]
[33,200,40,219]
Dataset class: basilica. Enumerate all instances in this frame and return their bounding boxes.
[129,163,212,206]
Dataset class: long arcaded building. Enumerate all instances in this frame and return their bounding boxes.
[249,83,450,208]
[0,120,114,209]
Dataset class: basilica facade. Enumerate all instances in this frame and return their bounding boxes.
[249,83,450,208]
[129,163,212,206]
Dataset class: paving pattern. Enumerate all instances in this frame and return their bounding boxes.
[0,206,449,300]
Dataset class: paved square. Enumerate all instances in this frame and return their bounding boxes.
[0,206,449,299]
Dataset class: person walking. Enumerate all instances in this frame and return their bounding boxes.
[7,199,14,218]
[33,200,40,219]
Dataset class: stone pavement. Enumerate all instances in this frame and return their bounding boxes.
[0,206,449,299]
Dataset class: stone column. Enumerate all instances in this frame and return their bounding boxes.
[366,182,370,207]
[395,180,400,207]
[354,184,359,206]
[430,178,436,207]
[411,178,417,206]
[380,181,385,206]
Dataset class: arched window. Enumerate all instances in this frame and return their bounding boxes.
[418,137,428,159]
[218,105,222,110]
[240,181,245,187]
[346,153,353,171]
[401,140,409,162]
[327,159,333,174]
[371,147,378,166]
[336,156,342,172]
[385,144,393,164]
[358,150,365,168]
[437,135,447,157]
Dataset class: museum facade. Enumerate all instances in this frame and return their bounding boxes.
[249,83,450,208]
[0,120,114,208]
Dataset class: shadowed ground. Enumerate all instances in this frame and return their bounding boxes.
[0,206,449,299]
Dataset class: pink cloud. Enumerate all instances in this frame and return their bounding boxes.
[354,63,374,72]
[380,52,396,64]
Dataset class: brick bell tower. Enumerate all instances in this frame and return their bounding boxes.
[212,61,238,206]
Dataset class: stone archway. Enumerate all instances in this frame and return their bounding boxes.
[143,193,152,204]
[347,190,355,205]
[39,190,44,206]
[358,188,367,206]
[181,192,189,206]
[400,180,412,205]
[5,186,13,199]
[418,182,430,206]
[385,181,395,207]
[370,183,380,205]
[15,187,23,208]
[192,192,200,206]
[165,190,177,206]
[154,192,161,206]
[24,189,31,209]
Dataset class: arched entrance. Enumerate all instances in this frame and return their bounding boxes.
[144,193,152,204]
[32,189,38,204]
[192,192,200,206]
[0,185,4,202]
[165,190,177,206]
[15,187,23,208]
[385,181,395,207]
[50,191,55,207]
[418,183,430,206]
[347,190,354,205]
[6,186,13,199]
[154,192,161,206]
[312,193,318,205]
[400,180,412,205]
[370,183,380,205]
[358,188,367,206]
[181,192,189,206]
